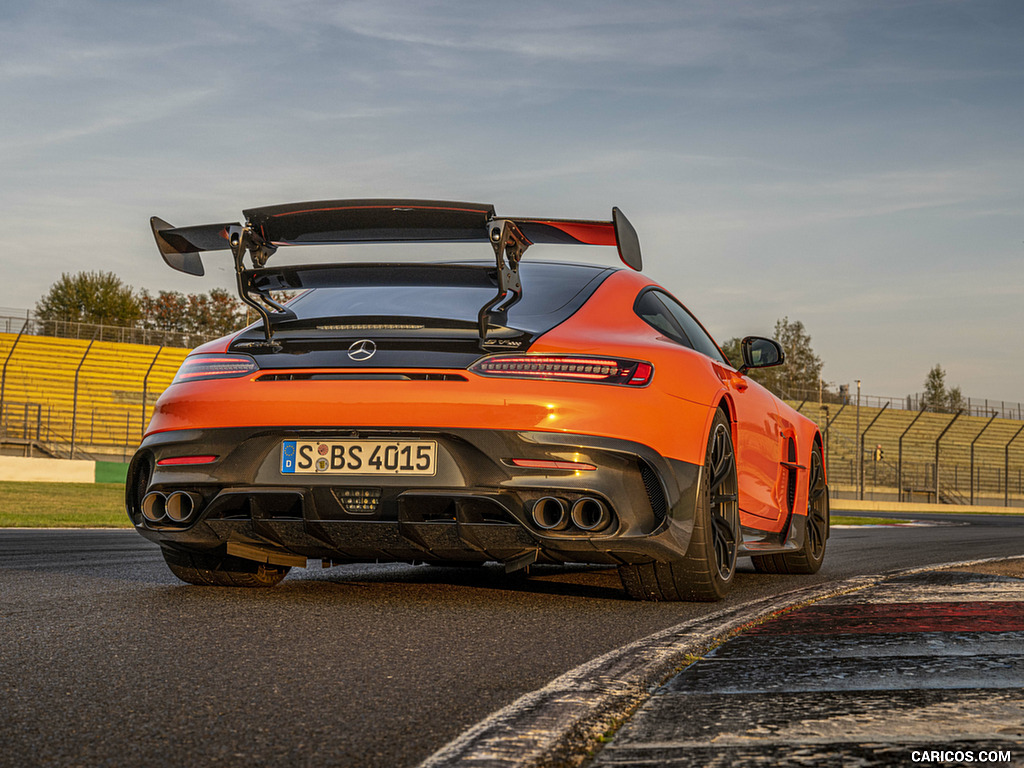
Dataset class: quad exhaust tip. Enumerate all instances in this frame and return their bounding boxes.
[571,497,612,532]
[530,497,570,531]
[166,491,202,523]
[530,496,613,533]
[141,491,202,524]
[141,492,166,523]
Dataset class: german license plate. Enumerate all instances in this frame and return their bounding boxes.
[281,440,437,475]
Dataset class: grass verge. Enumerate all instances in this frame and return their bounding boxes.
[0,481,130,528]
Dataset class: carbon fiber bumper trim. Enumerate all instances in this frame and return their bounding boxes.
[127,426,701,567]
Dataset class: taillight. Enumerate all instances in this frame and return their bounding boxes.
[172,354,259,383]
[470,355,653,386]
[510,459,597,471]
[156,455,218,466]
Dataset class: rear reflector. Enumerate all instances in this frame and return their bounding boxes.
[470,355,653,386]
[172,354,259,383]
[511,459,597,471]
[157,455,219,466]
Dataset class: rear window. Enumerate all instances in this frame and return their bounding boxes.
[286,262,614,332]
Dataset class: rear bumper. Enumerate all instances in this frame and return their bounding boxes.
[127,426,702,567]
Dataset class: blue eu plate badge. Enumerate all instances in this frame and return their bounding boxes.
[281,441,297,473]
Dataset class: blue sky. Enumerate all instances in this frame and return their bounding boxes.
[2,0,1022,401]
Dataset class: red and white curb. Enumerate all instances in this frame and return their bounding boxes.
[417,556,1023,768]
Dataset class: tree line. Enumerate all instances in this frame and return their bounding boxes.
[720,318,963,414]
[34,271,250,339]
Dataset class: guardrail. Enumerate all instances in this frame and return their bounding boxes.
[783,385,1024,421]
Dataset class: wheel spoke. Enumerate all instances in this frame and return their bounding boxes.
[711,508,738,577]
[703,420,740,583]
[804,450,828,558]
[808,453,826,502]
[709,429,735,494]
[807,512,825,556]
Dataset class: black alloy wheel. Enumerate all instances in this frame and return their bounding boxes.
[805,446,829,561]
[618,409,739,601]
[706,418,740,583]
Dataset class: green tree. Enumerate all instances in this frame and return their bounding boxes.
[720,337,742,370]
[722,317,823,397]
[922,364,948,412]
[138,288,247,338]
[202,288,249,336]
[137,290,189,332]
[922,364,964,413]
[947,385,965,413]
[35,271,141,327]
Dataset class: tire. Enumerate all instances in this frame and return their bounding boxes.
[751,442,829,575]
[162,547,291,587]
[619,410,740,601]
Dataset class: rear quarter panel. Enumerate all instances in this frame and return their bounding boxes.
[531,270,728,466]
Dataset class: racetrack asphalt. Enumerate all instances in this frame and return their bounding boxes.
[2,513,1024,768]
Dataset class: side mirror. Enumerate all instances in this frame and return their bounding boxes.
[739,336,784,375]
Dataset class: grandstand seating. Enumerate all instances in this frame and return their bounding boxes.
[0,332,188,458]
[789,400,1024,505]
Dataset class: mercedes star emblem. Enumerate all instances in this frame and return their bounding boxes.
[347,339,377,361]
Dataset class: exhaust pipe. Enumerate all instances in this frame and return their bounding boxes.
[570,497,612,532]
[141,492,167,523]
[166,491,203,523]
[530,497,570,531]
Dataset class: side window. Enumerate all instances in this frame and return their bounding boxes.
[634,290,691,348]
[657,292,728,364]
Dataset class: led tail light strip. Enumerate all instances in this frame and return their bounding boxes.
[172,354,259,383]
[470,355,653,387]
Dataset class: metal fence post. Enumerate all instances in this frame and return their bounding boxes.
[822,403,846,468]
[855,380,861,497]
[934,410,964,503]
[70,333,98,460]
[1006,424,1024,507]
[859,402,889,500]
[898,405,927,502]
[970,411,998,505]
[0,319,29,434]
[141,346,164,442]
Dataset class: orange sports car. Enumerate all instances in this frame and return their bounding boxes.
[127,199,828,601]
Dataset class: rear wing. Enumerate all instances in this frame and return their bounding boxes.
[150,199,642,347]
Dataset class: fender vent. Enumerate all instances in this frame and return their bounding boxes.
[640,462,667,521]
[786,439,798,514]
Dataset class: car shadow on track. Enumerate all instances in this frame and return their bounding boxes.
[290,562,632,600]
[286,561,770,602]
